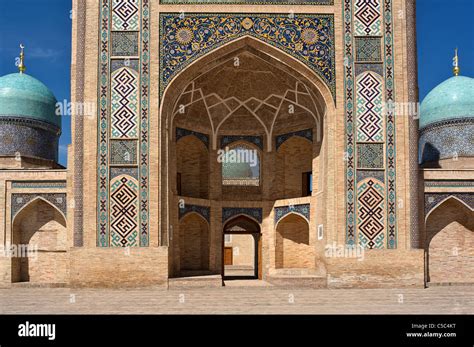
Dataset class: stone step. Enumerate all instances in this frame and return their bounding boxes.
[266,275,327,289]
[168,275,223,289]
[11,282,68,288]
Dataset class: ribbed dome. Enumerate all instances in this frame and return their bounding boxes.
[420,76,474,128]
[0,73,61,128]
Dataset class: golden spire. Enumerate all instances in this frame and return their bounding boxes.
[453,48,460,76]
[18,44,26,74]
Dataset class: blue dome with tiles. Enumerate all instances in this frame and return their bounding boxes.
[419,75,474,166]
[0,72,61,163]
[0,73,61,128]
[420,76,474,128]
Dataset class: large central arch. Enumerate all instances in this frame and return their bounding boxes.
[161,36,334,280]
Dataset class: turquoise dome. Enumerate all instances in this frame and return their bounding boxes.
[0,73,61,128]
[420,76,474,128]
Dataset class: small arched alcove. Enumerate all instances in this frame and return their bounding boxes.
[11,198,67,284]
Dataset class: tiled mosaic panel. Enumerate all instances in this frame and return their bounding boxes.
[160,14,335,100]
[354,0,382,36]
[419,119,474,164]
[111,31,139,57]
[111,67,139,139]
[110,140,137,165]
[356,72,383,142]
[176,127,209,148]
[357,170,384,183]
[357,143,384,169]
[275,204,310,224]
[12,181,67,189]
[425,193,474,216]
[383,0,397,248]
[222,207,262,223]
[0,121,59,162]
[112,0,140,31]
[111,167,139,180]
[98,0,150,247]
[355,63,383,77]
[355,37,382,62]
[357,179,384,249]
[179,204,211,222]
[12,193,67,218]
[221,135,263,150]
[111,59,139,73]
[275,129,312,150]
[110,175,139,247]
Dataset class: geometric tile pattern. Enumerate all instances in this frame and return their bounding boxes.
[357,143,384,169]
[223,208,263,224]
[355,37,382,62]
[357,170,385,183]
[354,0,382,36]
[383,0,397,248]
[98,0,150,247]
[12,181,67,189]
[356,72,383,142]
[111,167,139,180]
[419,119,474,164]
[112,0,139,31]
[344,0,397,248]
[275,204,310,224]
[160,13,335,100]
[344,0,357,246]
[111,31,139,56]
[110,140,137,165]
[355,63,384,77]
[357,179,384,249]
[111,68,138,139]
[110,175,139,247]
[11,193,67,219]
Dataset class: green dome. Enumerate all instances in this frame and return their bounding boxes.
[420,76,474,128]
[0,73,61,128]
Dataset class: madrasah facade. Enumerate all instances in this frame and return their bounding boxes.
[0,0,472,288]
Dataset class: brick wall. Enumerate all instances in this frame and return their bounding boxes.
[179,213,210,271]
[275,214,313,268]
[177,136,209,199]
[275,137,312,199]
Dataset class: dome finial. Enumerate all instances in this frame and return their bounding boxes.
[18,44,26,74]
[453,47,460,76]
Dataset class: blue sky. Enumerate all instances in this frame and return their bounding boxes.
[0,0,473,166]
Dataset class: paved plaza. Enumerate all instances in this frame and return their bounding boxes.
[1,284,473,314]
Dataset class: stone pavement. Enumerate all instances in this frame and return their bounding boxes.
[0,284,473,314]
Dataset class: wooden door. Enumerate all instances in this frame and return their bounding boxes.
[224,247,233,266]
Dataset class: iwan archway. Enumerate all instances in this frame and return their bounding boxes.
[160,36,334,282]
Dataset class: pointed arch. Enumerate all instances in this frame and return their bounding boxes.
[275,213,313,269]
[274,211,310,229]
[12,196,66,227]
[425,195,474,222]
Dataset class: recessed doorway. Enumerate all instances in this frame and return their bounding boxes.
[223,215,262,280]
